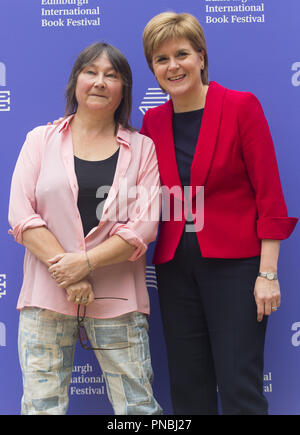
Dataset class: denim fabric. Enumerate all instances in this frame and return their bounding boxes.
[18,308,162,415]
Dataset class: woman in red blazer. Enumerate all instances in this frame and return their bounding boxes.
[141,12,297,415]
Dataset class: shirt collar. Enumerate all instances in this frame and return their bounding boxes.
[58,114,131,147]
[58,114,75,133]
[116,125,131,147]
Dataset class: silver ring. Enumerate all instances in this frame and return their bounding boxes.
[82,298,89,304]
[75,297,81,303]
[271,306,277,312]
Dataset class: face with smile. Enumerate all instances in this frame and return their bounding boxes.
[152,38,205,109]
[75,52,123,116]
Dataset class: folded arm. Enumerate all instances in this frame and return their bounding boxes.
[48,235,135,288]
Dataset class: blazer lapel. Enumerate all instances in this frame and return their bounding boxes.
[191,81,226,191]
[155,100,183,200]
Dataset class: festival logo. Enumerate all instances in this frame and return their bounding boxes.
[204,0,266,25]
[40,0,101,28]
[0,62,10,112]
[139,87,170,115]
[146,266,158,291]
[70,364,106,397]
[263,371,273,394]
[0,275,6,300]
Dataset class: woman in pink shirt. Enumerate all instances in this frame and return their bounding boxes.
[8,42,162,415]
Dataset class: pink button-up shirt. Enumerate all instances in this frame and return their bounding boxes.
[8,116,160,318]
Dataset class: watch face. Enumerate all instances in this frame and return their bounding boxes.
[267,272,275,280]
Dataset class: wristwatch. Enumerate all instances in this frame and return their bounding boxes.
[258,272,278,281]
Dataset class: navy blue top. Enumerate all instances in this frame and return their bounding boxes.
[172,108,204,187]
[74,148,119,236]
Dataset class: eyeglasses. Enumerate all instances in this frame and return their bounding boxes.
[77,297,131,351]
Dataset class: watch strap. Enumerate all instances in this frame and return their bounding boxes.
[258,272,278,280]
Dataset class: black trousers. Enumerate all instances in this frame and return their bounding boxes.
[156,231,268,415]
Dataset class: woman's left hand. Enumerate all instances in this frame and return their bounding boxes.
[48,252,90,288]
[254,277,281,322]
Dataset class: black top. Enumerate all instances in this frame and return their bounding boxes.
[74,148,119,236]
[172,108,204,187]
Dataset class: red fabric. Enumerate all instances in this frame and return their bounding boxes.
[140,81,298,263]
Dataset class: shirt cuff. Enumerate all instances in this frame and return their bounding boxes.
[257,217,298,240]
[109,224,148,261]
[9,214,47,244]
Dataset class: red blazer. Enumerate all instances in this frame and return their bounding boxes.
[140,81,297,264]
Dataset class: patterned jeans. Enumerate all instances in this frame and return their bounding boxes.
[18,308,162,415]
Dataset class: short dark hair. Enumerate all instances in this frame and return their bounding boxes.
[65,42,134,132]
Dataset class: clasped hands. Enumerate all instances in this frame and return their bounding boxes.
[48,252,281,319]
[48,252,94,306]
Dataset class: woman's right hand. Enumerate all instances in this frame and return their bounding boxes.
[47,117,64,126]
[66,279,94,305]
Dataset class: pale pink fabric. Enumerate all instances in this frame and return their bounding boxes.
[8,116,160,318]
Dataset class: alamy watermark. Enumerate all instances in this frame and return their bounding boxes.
[96,180,204,233]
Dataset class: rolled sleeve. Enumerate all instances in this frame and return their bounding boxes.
[257,217,298,240]
[8,128,47,244]
[109,137,161,261]
[109,224,148,261]
[9,215,47,244]
[239,93,298,240]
